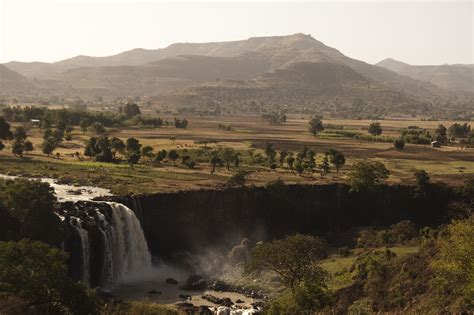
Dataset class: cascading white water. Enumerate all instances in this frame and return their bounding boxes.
[69,201,152,290]
[102,202,152,289]
[70,217,91,286]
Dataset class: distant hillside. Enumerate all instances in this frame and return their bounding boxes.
[377,58,474,94]
[1,34,472,118]
[0,65,33,94]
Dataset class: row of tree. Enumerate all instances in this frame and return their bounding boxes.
[0,117,34,157]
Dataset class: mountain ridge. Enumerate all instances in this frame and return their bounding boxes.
[1,34,472,117]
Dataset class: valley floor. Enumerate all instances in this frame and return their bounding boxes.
[1,115,473,194]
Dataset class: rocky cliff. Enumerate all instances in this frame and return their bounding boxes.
[112,183,455,258]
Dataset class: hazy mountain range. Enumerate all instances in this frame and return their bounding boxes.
[1,33,472,113]
[376,58,473,93]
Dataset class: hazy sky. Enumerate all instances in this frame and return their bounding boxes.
[0,0,472,65]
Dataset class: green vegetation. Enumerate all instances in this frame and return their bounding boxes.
[261,112,287,125]
[349,161,390,192]
[368,122,382,136]
[245,235,332,313]
[308,116,324,136]
[0,179,62,245]
[0,239,97,314]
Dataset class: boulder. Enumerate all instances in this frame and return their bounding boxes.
[165,277,179,285]
[180,274,208,291]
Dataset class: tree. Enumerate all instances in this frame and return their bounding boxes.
[265,143,277,165]
[126,137,141,155]
[120,102,141,118]
[220,147,236,171]
[245,234,328,289]
[12,126,27,141]
[286,153,295,171]
[127,152,140,168]
[431,216,474,310]
[448,123,470,138]
[94,136,113,162]
[320,155,330,175]
[92,122,106,135]
[305,150,316,175]
[174,118,189,129]
[0,179,62,245]
[327,149,345,173]
[11,140,24,157]
[0,239,97,314]
[79,118,91,134]
[279,150,288,167]
[368,122,382,136]
[83,137,97,159]
[42,138,56,156]
[23,140,33,154]
[294,159,305,176]
[0,141,4,151]
[210,153,221,174]
[0,116,12,140]
[308,117,324,136]
[141,146,154,162]
[154,149,167,165]
[110,137,125,159]
[227,169,250,186]
[261,112,287,125]
[349,161,389,192]
[167,149,179,166]
[414,169,430,193]
[435,124,448,145]
[394,138,405,151]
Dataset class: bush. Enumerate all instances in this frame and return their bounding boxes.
[394,138,405,151]
[0,178,63,245]
[0,239,97,314]
[227,169,250,186]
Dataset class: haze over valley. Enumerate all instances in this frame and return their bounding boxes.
[0,1,473,314]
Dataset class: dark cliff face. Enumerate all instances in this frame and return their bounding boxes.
[113,183,455,258]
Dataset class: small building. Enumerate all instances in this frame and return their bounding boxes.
[30,119,41,127]
[431,141,441,148]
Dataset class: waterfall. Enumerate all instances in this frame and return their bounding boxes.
[67,201,152,290]
[103,202,152,289]
[70,217,90,286]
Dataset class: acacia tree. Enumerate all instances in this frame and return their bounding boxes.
[110,137,125,160]
[167,149,179,166]
[394,138,405,151]
[327,149,345,173]
[320,154,330,176]
[279,150,288,167]
[0,116,12,140]
[306,150,317,176]
[308,117,324,136]
[244,234,329,290]
[349,161,389,192]
[154,149,167,165]
[219,147,237,171]
[265,143,277,166]
[286,154,295,171]
[435,124,448,145]
[368,122,383,136]
[141,146,155,162]
[210,154,222,174]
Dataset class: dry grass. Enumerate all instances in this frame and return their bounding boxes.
[1,115,472,193]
